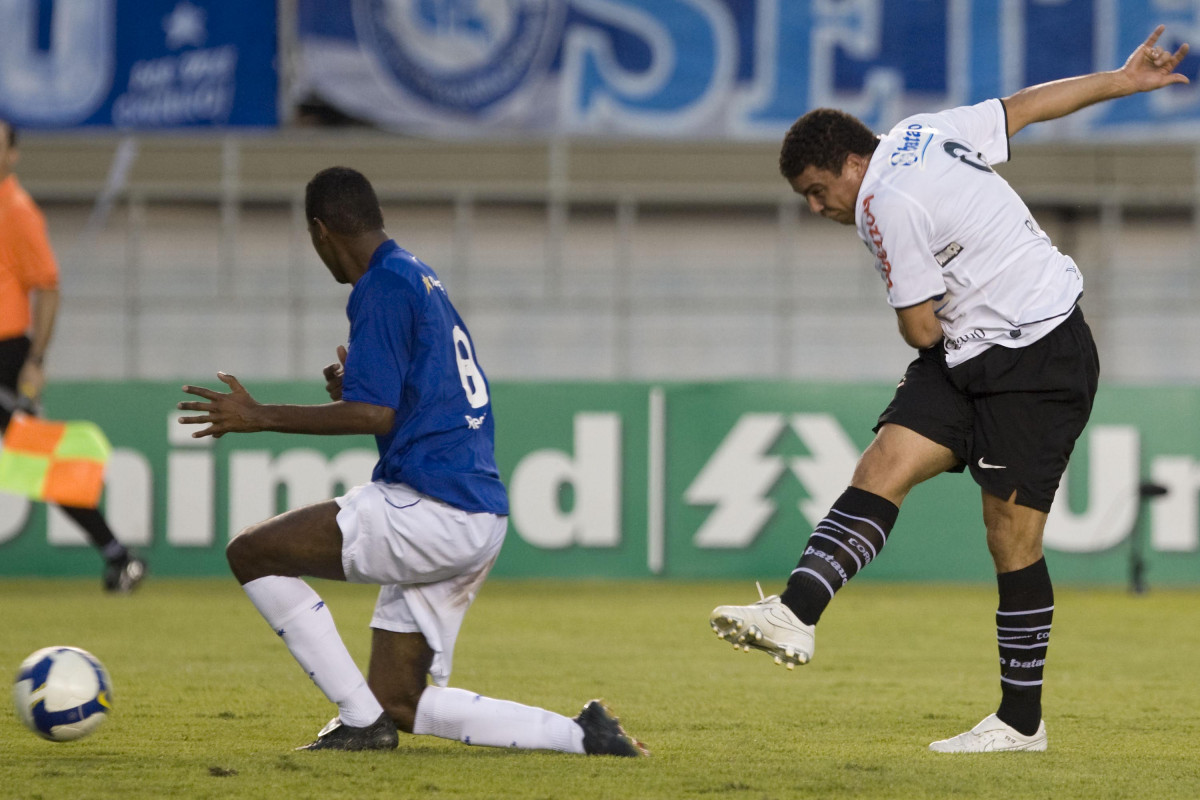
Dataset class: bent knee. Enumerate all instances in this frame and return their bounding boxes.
[225,525,263,576]
[853,425,957,502]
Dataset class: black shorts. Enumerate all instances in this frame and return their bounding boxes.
[0,335,32,429]
[874,307,1099,512]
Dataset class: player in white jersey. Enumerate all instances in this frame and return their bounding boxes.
[710,26,1189,752]
[857,98,1084,367]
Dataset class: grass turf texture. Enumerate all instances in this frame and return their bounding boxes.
[2,579,1198,800]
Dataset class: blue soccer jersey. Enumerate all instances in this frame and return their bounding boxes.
[340,240,508,515]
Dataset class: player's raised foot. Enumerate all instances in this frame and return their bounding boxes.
[574,700,648,757]
[709,584,814,669]
[928,713,1047,753]
[103,555,146,593]
[296,713,399,752]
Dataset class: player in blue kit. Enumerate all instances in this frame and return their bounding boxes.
[178,167,644,756]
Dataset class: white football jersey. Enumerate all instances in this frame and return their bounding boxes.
[854,98,1083,366]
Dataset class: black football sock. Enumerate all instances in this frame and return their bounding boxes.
[779,487,899,625]
[994,557,1053,737]
[57,505,128,563]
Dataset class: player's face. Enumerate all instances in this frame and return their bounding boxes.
[789,155,866,226]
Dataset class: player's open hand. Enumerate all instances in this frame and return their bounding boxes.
[177,372,261,438]
[1122,25,1190,92]
[322,345,347,401]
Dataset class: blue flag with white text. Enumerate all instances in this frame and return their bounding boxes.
[0,0,277,129]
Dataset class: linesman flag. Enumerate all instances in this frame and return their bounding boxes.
[0,413,112,508]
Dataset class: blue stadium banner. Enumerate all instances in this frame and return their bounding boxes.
[294,0,1200,140]
[0,0,277,129]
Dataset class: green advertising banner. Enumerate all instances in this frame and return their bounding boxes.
[660,383,1200,587]
[2,380,1198,586]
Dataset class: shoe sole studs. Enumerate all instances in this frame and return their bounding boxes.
[710,615,808,669]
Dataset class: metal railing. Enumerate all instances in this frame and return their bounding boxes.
[20,135,1200,383]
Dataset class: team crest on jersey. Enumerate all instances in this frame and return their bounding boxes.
[352,0,566,114]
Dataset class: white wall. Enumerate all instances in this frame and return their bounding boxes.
[19,135,1200,385]
[40,198,1200,385]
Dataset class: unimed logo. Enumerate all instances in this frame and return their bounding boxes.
[686,413,859,548]
[685,415,1200,555]
[1048,426,1200,554]
[5,405,1199,562]
[509,413,621,549]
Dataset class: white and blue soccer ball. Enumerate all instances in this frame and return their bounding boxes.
[12,646,113,741]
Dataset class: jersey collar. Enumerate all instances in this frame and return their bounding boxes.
[368,239,400,270]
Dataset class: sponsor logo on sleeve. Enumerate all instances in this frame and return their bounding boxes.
[889,123,927,167]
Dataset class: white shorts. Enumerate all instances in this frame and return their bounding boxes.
[335,482,507,686]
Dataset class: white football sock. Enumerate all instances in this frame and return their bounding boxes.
[413,686,585,753]
[242,576,384,728]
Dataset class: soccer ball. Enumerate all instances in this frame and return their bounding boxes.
[12,646,113,741]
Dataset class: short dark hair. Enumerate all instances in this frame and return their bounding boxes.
[0,118,15,148]
[779,108,878,180]
[305,167,384,235]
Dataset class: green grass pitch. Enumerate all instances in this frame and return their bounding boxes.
[3,578,1198,800]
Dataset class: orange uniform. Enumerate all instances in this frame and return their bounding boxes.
[0,175,59,341]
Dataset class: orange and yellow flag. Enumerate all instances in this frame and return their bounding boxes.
[0,413,111,508]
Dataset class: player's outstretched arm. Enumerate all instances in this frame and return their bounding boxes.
[177,371,393,439]
[1003,25,1189,137]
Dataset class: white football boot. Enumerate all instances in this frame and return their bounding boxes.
[928,713,1047,753]
[709,584,815,669]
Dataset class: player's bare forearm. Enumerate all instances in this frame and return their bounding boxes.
[1003,25,1189,137]
[1003,71,1131,137]
[247,400,394,437]
[178,372,394,439]
[896,300,942,350]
